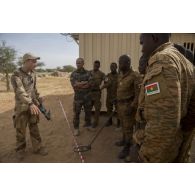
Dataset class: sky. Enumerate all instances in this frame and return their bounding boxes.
[0,33,79,68]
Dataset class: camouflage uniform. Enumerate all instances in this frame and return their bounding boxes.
[103,72,118,116]
[117,70,142,143]
[11,68,42,152]
[70,68,93,128]
[135,42,195,163]
[90,70,105,126]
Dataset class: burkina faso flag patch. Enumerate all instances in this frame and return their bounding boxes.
[145,82,160,96]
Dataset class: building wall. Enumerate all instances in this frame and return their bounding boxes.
[79,33,141,72]
[79,33,195,111]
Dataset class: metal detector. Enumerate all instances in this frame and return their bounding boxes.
[74,110,116,153]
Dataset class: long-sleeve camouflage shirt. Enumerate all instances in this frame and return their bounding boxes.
[137,42,195,162]
[102,72,118,100]
[11,68,40,114]
[70,67,93,101]
[117,69,142,109]
[90,70,105,91]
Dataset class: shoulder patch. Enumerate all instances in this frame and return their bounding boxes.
[145,82,160,96]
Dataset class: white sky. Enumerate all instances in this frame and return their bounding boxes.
[0,33,79,68]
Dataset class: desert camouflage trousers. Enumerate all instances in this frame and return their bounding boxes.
[13,111,42,152]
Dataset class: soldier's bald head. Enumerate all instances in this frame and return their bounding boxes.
[174,43,186,56]
[119,55,131,73]
[110,62,117,73]
[174,44,194,65]
[119,55,131,66]
[140,33,171,57]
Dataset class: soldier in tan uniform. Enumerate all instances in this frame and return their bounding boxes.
[133,34,195,163]
[90,60,105,128]
[101,62,119,127]
[116,55,142,159]
[11,53,48,160]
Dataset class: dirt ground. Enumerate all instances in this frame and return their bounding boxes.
[0,76,123,163]
[1,76,195,163]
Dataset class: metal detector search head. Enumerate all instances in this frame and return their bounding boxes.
[74,145,91,153]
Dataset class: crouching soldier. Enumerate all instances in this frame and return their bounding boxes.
[11,53,48,160]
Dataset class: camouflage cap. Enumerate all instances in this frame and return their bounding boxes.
[23,53,40,62]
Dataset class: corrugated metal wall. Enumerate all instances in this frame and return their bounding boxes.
[79,33,141,72]
[79,33,195,111]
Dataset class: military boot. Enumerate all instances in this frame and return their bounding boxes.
[16,149,25,161]
[106,117,112,127]
[34,146,48,156]
[117,142,131,159]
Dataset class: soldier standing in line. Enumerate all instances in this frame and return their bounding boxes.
[101,62,120,128]
[11,53,48,161]
[90,60,105,128]
[70,57,93,136]
[132,33,195,162]
[116,55,142,159]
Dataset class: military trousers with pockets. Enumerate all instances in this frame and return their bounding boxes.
[91,91,101,125]
[13,111,42,152]
[73,99,92,128]
[117,102,136,143]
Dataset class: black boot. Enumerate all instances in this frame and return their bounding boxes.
[106,117,112,127]
[118,142,131,159]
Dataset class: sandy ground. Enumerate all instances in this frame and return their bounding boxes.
[0,77,123,163]
[1,76,195,163]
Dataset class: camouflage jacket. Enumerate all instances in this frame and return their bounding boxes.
[70,68,93,101]
[117,69,142,109]
[90,70,105,91]
[137,42,195,162]
[11,68,40,114]
[102,72,118,99]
